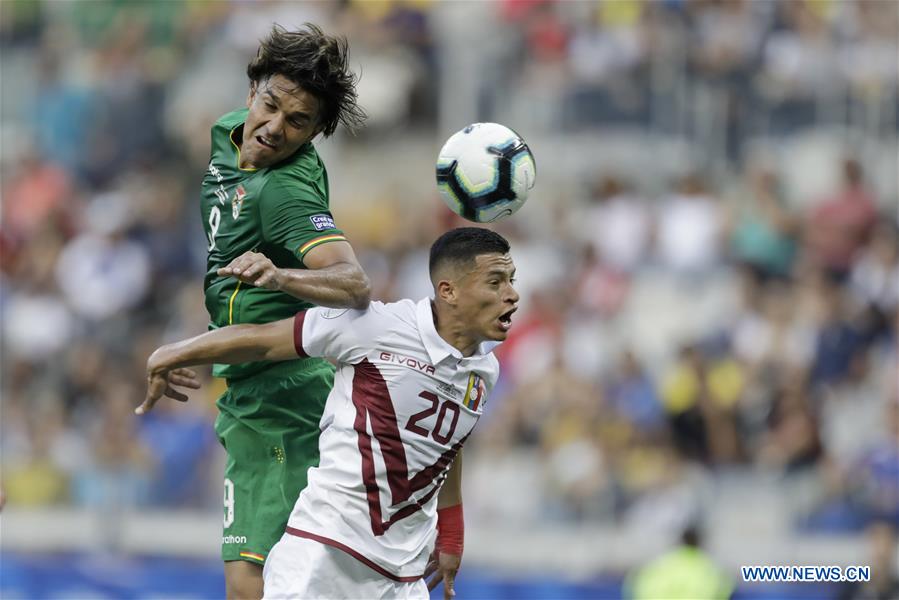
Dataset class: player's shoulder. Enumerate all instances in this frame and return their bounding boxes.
[269,142,325,184]
[373,298,418,324]
[212,108,248,135]
[344,299,418,341]
[313,299,413,325]
[259,144,327,206]
[480,351,501,384]
[346,299,417,331]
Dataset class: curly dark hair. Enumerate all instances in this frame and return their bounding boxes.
[246,23,366,137]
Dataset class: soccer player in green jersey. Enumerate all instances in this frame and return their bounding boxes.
[179,24,369,598]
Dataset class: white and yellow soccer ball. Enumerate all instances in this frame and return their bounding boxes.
[436,123,536,223]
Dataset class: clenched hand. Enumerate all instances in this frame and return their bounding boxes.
[217,251,284,290]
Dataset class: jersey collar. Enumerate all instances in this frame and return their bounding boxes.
[416,297,492,365]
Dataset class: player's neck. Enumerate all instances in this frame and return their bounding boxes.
[232,125,252,169]
[432,302,478,357]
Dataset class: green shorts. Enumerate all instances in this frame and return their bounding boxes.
[215,364,332,564]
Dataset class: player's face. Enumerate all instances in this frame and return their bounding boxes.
[458,253,519,342]
[240,74,322,169]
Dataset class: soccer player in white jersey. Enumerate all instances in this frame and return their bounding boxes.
[138,227,519,599]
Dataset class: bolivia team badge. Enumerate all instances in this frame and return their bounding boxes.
[232,184,247,218]
[463,373,487,411]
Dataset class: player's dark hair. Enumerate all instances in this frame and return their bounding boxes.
[681,525,702,548]
[247,23,366,137]
[429,227,511,277]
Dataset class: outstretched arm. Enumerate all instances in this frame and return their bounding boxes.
[136,318,297,415]
[427,451,464,599]
[217,242,371,309]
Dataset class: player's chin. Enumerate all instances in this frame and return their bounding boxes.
[488,322,512,340]
[249,152,277,168]
[248,144,282,166]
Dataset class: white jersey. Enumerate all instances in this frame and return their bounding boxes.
[287,298,499,581]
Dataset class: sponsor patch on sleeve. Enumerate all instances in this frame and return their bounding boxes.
[321,308,350,320]
[310,214,336,231]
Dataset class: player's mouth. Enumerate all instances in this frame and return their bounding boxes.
[256,135,278,151]
[497,307,517,332]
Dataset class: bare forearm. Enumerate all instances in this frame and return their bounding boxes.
[148,320,295,373]
[278,262,371,309]
[438,451,463,508]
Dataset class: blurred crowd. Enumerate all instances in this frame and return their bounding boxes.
[496,0,897,151]
[1,0,896,551]
[465,157,897,538]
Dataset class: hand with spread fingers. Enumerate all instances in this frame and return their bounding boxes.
[424,550,461,599]
[136,365,201,415]
[217,250,284,290]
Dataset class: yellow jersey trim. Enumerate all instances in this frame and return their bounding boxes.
[299,234,347,256]
[228,281,242,325]
[229,125,258,173]
[239,551,266,563]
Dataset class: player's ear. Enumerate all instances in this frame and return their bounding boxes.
[312,123,325,139]
[246,82,257,109]
[436,280,457,306]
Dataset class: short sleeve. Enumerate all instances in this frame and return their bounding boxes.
[293,303,388,364]
[260,176,347,260]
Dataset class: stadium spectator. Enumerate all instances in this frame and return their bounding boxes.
[760,0,840,130]
[137,397,217,507]
[730,278,814,397]
[659,344,744,464]
[803,159,879,278]
[758,381,822,474]
[845,400,899,526]
[727,166,798,279]
[625,525,732,600]
[575,175,652,273]
[54,191,152,321]
[570,243,631,320]
[655,172,725,276]
[73,380,155,508]
[2,408,73,507]
[849,221,899,339]
[605,349,665,435]
[807,274,865,388]
[839,1,899,111]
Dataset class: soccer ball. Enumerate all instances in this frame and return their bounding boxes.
[436,123,536,223]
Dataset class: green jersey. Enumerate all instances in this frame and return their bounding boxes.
[201,108,346,383]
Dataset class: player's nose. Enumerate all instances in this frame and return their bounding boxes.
[267,113,286,139]
[505,286,519,305]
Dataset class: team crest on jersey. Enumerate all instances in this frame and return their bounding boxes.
[232,185,247,218]
[462,373,487,411]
